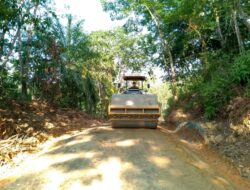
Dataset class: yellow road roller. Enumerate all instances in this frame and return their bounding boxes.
[108,76,160,128]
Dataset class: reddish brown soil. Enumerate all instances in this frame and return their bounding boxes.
[0,100,104,166]
[0,127,248,190]
[159,125,250,190]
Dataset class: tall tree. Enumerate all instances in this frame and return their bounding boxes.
[102,0,181,100]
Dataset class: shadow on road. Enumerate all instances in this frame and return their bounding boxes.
[1,127,237,190]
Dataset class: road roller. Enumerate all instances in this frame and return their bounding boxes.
[108,75,160,128]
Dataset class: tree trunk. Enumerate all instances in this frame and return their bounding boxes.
[0,0,30,68]
[144,5,177,101]
[19,26,26,100]
[215,10,225,47]
[0,28,7,59]
[22,3,39,99]
[1,27,20,68]
[66,15,72,47]
[232,10,245,53]
[188,20,209,78]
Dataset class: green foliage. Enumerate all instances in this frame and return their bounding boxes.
[102,0,250,120]
[60,69,84,108]
[83,73,99,114]
[0,1,99,115]
[232,51,250,86]
[1,1,144,117]
[245,82,250,98]
[149,82,172,115]
[201,71,233,119]
[166,97,175,111]
[172,52,233,118]
[0,69,19,105]
[1,0,249,120]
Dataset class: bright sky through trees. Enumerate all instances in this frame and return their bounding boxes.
[54,0,125,32]
[54,0,164,82]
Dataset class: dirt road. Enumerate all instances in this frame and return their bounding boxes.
[0,126,246,190]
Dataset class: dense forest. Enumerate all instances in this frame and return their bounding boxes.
[1,0,250,119]
[101,0,250,119]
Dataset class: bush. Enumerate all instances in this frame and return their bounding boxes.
[166,51,250,120]
[173,63,233,119]
[232,50,250,86]
[0,69,20,106]
[201,71,233,119]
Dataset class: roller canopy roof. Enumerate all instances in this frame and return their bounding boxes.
[123,76,146,81]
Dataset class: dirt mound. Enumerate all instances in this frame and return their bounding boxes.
[176,126,206,144]
[0,100,101,166]
[166,99,250,179]
[203,120,250,179]
[160,121,206,145]
[227,96,250,134]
